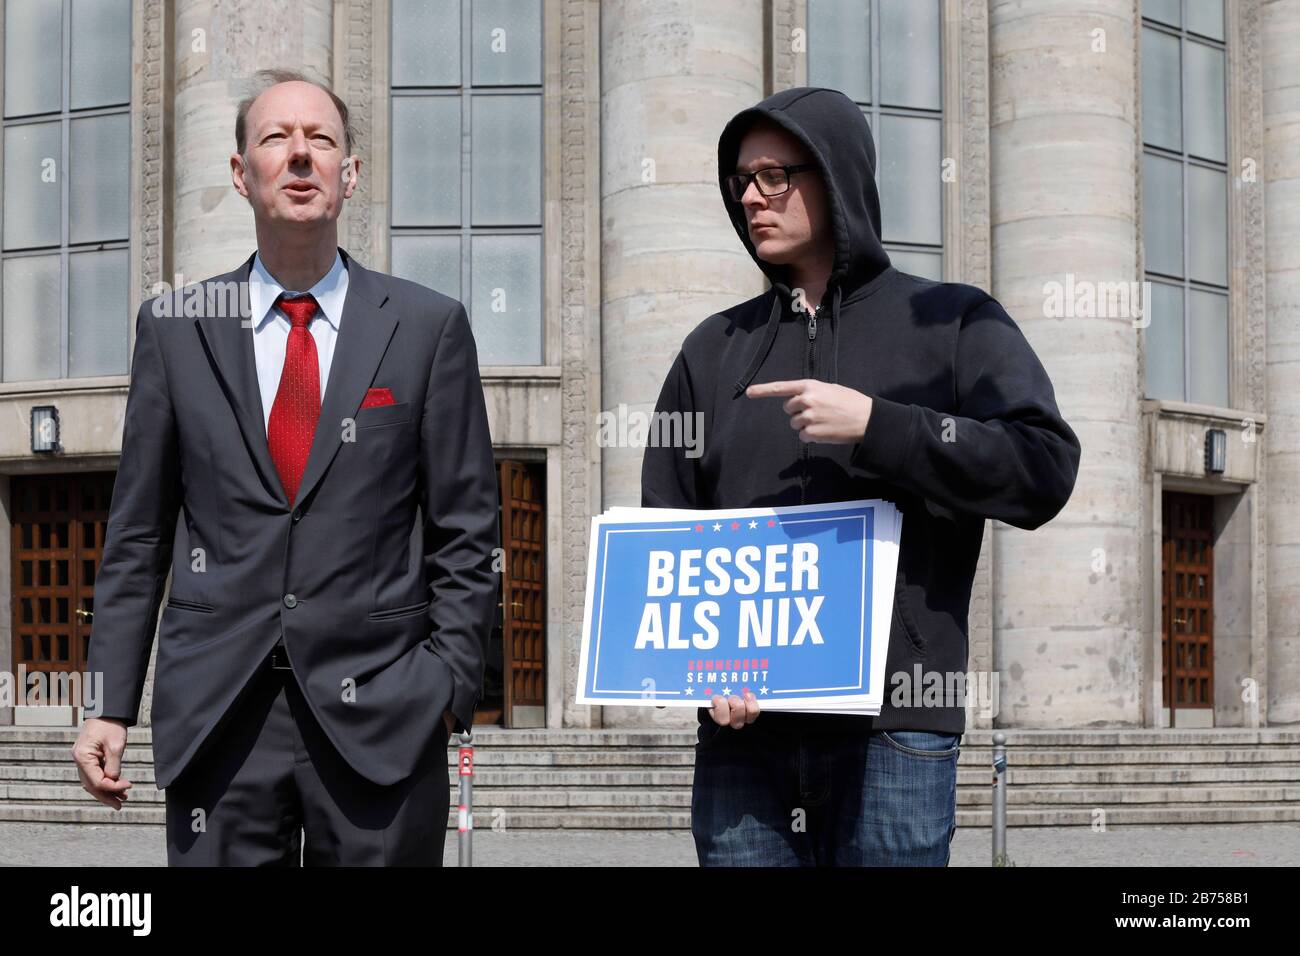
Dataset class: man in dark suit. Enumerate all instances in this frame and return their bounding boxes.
[71,69,499,865]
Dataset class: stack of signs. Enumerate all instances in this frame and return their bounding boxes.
[576,499,901,715]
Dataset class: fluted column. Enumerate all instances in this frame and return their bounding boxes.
[598,0,766,726]
[172,0,333,283]
[1263,0,1300,724]
[988,0,1144,726]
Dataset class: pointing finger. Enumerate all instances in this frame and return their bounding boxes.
[746,380,807,399]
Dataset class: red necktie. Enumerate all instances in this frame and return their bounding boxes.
[267,293,321,505]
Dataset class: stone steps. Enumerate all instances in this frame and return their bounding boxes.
[10,780,1300,807]
[4,803,1300,829]
[9,761,1300,787]
[11,762,1300,787]
[5,726,1299,828]
[13,727,1300,745]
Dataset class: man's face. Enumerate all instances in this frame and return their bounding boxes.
[231,81,360,231]
[733,123,831,269]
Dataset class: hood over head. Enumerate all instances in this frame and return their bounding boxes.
[717,87,893,393]
[717,86,891,301]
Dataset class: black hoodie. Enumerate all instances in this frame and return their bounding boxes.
[640,87,1081,735]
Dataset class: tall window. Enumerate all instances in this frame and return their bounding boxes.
[1,0,131,383]
[389,0,544,365]
[1141,0,1228,407]
[807,0,944,280]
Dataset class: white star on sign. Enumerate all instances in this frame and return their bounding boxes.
[685,687,694,696]
[712,522,722,531]
[721,687,731,696]
[759,685,770,695]
[748,519,758,529]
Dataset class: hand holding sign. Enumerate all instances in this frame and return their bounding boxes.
[712,687,761,729]
[745,378,873,444]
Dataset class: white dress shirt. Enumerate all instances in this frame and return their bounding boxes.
[248,250,350,434]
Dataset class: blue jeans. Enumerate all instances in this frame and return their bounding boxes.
[691,716,960,866]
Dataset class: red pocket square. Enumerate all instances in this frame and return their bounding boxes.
[360,387,396,409]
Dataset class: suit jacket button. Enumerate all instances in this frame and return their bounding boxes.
[283,593,297,609]
[291,508,302,522]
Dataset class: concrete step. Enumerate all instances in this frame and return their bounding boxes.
[975,748,1300,767]
[0,804,168,825]
[19,780,1300,811]
[100,749,703,769]
[0,745,706,768]
[4,802,1300,829]
[0,746,160,765]
[7,726,1300,745]
[0,782,695,810]
[6,725,1300,828]
[453,789,692,810]
[0,765,158,783]
[956,804,1300,827]
[8,742,1300,768]
[15,760,1298,788]
[955,765,1300,785]
[0,783,167,804]
[959,784,1300,806]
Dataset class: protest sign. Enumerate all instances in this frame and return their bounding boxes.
[576,500,900,714]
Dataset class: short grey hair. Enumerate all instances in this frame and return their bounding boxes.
[235,69,356,157]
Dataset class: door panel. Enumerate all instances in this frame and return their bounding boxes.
[10,472,114,706]
[1161,491,1214,720]
[498,459,545,728]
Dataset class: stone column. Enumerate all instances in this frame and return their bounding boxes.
[172,0,334,283]
[988,0,1144,726]
[1263,0,1300,724]
[598,0,766,726]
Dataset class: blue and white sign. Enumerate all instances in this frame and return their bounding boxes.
[576,500,901,714]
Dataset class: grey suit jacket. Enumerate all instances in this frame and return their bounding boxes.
[86,248,498,790]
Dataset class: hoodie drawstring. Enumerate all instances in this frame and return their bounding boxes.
[829,283,843,386]
[732,292,784,398]
[732,282,845,397]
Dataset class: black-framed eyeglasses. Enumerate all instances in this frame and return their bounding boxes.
[725,163,817,202]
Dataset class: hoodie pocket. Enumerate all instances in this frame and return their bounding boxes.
[892,590,926,657]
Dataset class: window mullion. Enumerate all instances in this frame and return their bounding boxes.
[461,0,472,325]
[1179,32,1190,402]
[59,0,71,380]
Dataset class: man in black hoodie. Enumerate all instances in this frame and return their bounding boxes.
[640,87,1080,866]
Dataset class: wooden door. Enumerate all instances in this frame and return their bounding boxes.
[10,473,114,708]
[498,460,545,728]
[1161,492,1214,720]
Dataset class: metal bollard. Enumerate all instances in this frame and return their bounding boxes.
[991,731,1008,866]
[457,731,474,867]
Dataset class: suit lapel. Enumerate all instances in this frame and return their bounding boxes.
[294,248,398,508]
[194,247,398,511]
[195,252,287,505]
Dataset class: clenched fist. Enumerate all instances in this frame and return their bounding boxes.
[72,717,133,811]
[710,688,761,729]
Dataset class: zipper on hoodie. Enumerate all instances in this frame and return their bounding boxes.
[800,302,822,505]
